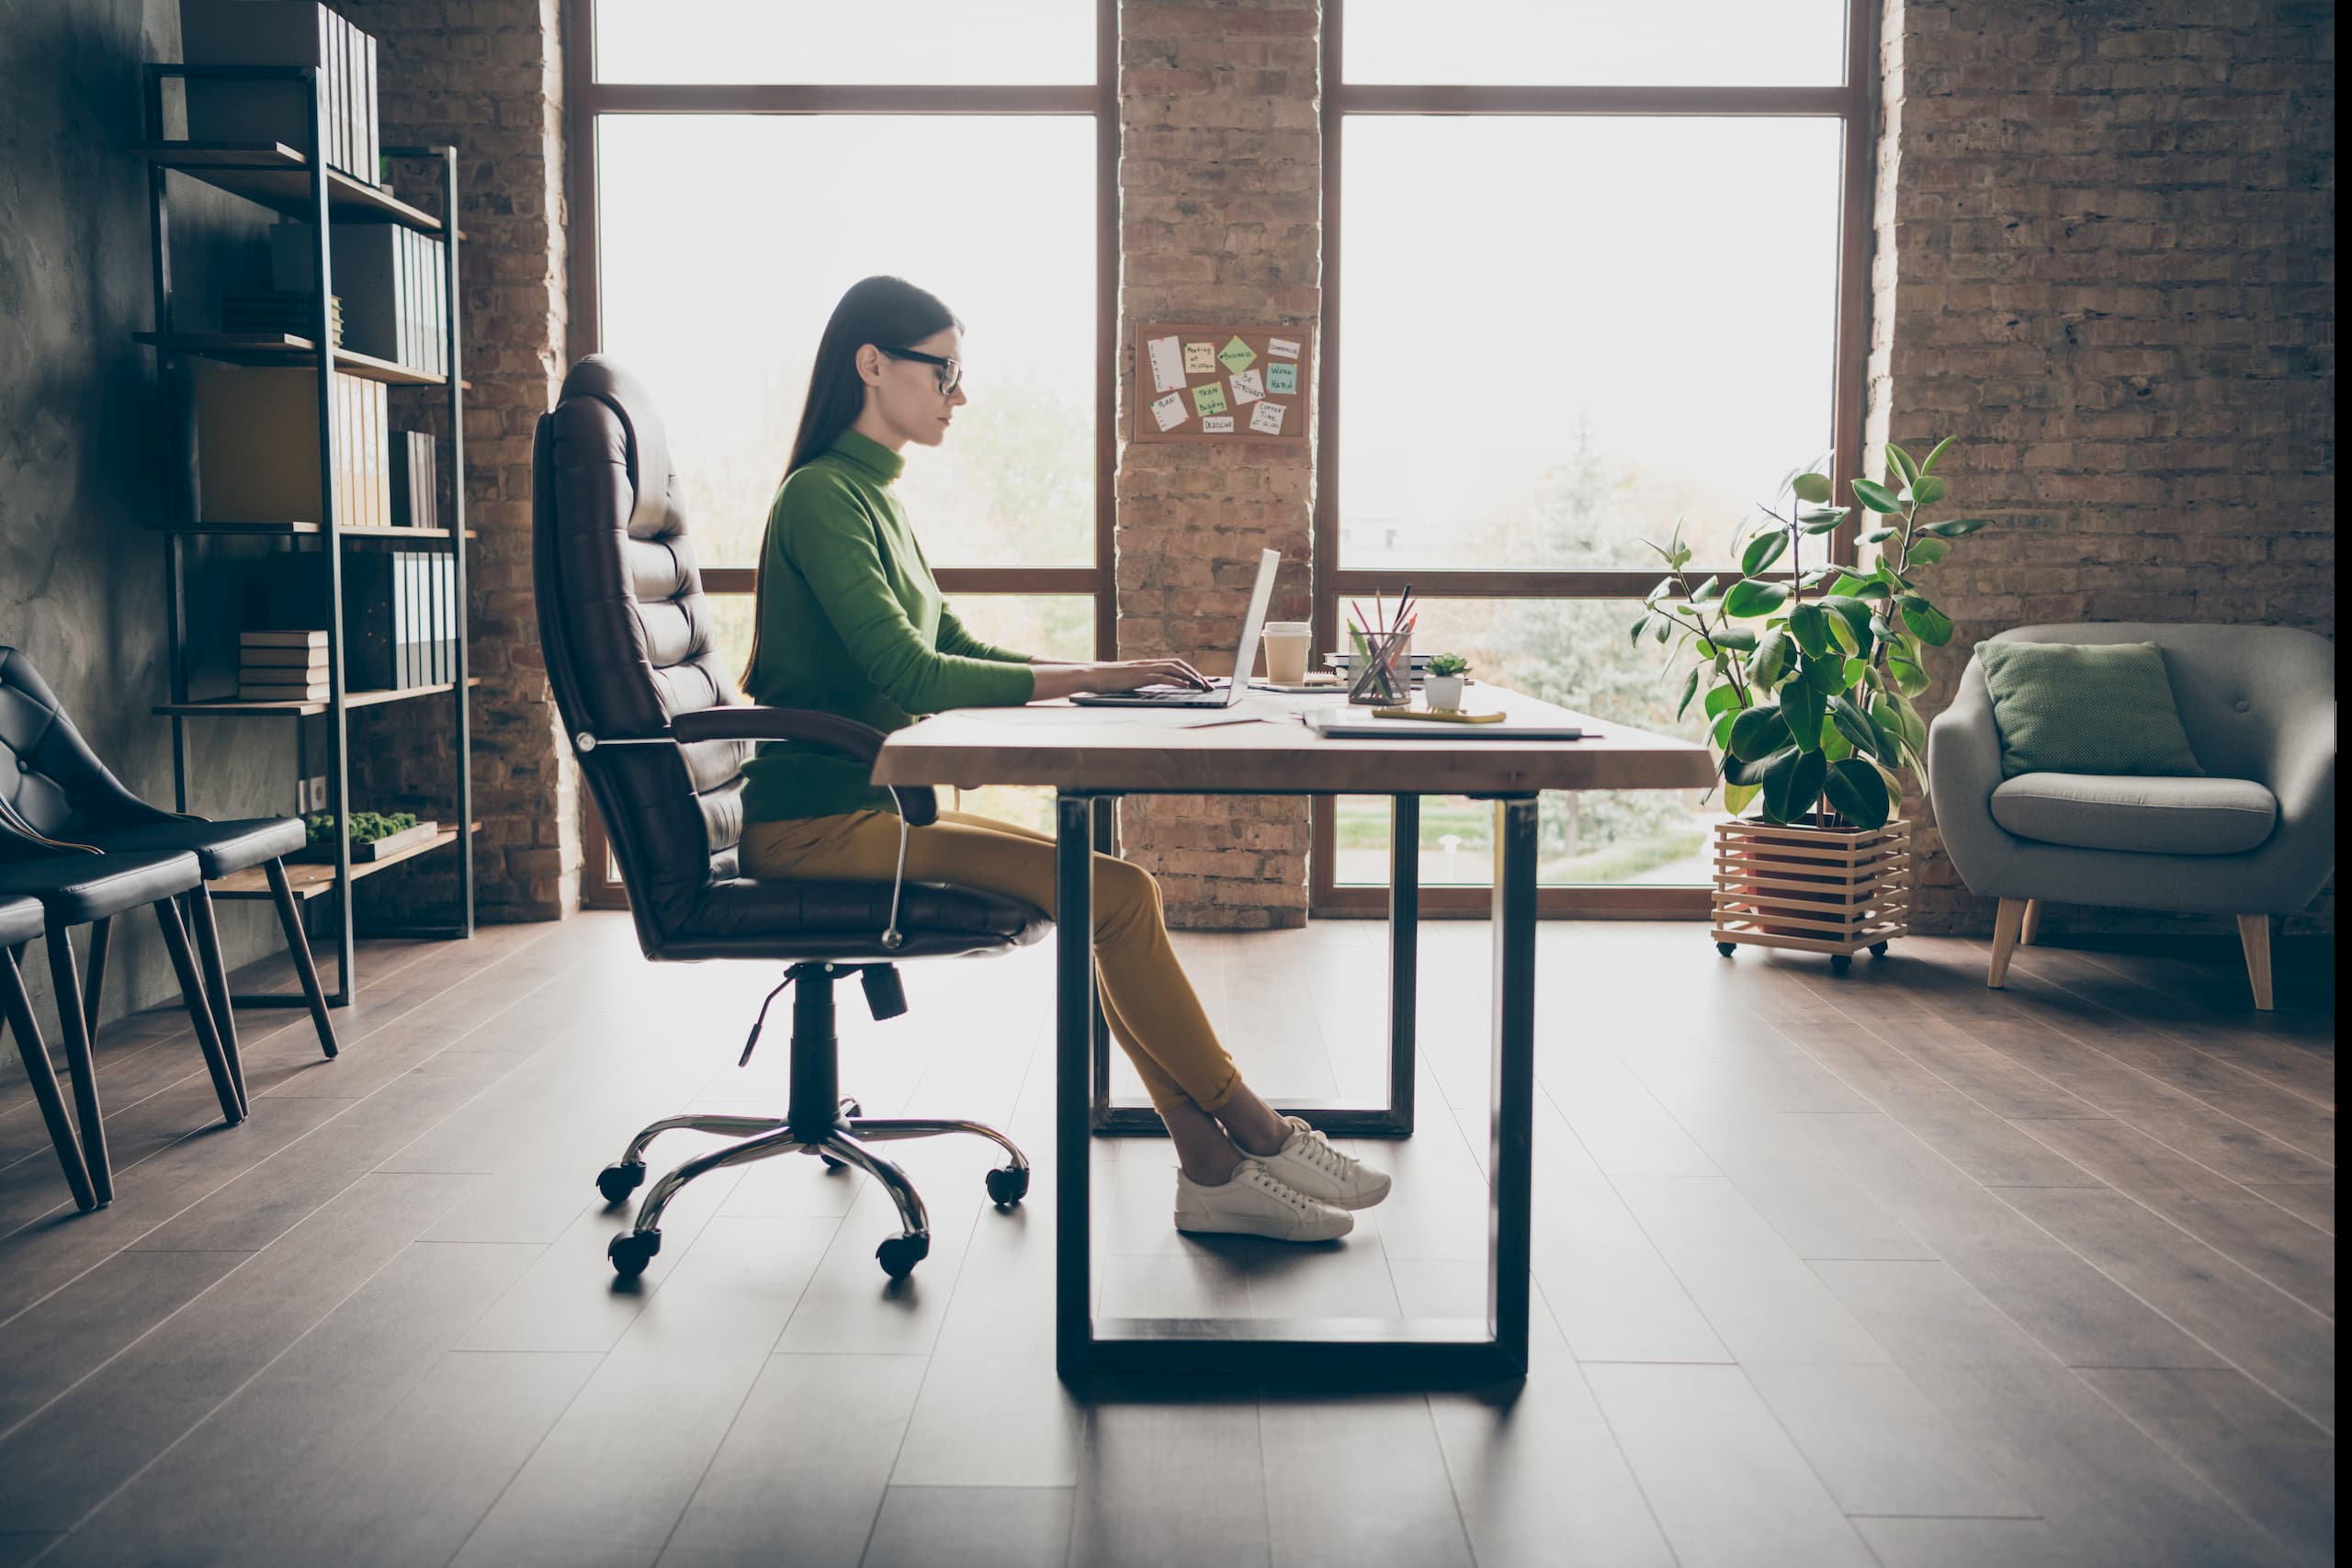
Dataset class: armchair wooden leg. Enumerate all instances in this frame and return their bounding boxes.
[2236,915,2273,1011]
[2018,898,2042,947]
[1988,897,2028,988]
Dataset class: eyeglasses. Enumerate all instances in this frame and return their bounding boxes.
[880,346,963,397]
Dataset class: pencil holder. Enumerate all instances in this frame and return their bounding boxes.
[1346,627,1413,705]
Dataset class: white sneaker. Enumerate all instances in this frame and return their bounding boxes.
[1259,1117,1392,1210]
[1173,1159,1353,1243]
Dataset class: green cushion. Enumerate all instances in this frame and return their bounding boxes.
[1977,640,2204,779]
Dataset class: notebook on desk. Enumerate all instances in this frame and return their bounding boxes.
[1303,707,1586,740]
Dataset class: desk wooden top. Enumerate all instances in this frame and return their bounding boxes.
[872,685,1716,796]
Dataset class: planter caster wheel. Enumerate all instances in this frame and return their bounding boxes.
[876,1234,929,1280]
[985,1166,1029,1207]
[608,1230,661,1280]
[596,1160,645,1204]
[1829,953,1852,974]
[1715,942,1737,957]
[1869,942,1889,958]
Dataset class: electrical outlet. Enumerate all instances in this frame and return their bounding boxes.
[300,774,327,814]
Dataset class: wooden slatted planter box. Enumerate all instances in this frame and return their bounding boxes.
[1711,817,1911,971]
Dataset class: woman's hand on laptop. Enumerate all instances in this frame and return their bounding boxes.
[1029,660,1212,701]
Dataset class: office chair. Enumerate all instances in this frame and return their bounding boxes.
[0,891,98,1211]
[0,648,339,1098]
[532,355,1046,1281]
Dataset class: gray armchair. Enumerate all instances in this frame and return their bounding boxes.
[1928,622,2334,1010]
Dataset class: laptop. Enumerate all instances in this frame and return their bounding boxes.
[1069,547,1281,709]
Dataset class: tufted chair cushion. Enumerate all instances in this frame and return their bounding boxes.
[0,647,163,850]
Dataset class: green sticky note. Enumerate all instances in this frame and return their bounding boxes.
[1266,362,1296,395]
[1217,336,1257,375]
[1192,382,1228,417]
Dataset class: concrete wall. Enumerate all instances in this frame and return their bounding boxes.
[1,0,293,1022]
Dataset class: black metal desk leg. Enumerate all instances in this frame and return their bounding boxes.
[1387,793,1419,1136]
[1487,797,1538,1376]
[1055,791,1099,1386]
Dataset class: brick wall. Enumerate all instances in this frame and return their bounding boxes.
[1115,0,1322,930]
[1870,0,2335,934]
[345,0,578,921]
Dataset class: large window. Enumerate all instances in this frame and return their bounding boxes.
[570,2,1114,899]
[1314,0,1874,917]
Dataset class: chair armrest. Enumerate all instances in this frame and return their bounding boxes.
[666,706,939,827]
[1926,659,2018,896]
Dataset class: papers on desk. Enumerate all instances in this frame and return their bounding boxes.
[1303,705,1585,740]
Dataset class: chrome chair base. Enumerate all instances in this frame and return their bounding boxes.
[599,1096,1031,1281]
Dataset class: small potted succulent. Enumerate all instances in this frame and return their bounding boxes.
[1423,652,1471,711]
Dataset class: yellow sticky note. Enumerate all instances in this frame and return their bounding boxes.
[1183,342,1216,375]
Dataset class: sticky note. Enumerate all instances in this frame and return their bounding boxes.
[1267,337,1301,359]
[1183,342,1216,375]
[1250,400,1286,435]
[1146,335,1184,394]
[1149,390,1188,432]
[1217,336,1257,374]
[1202,415,1235,434]
[1266,362,1296,395]
[1227,367,1265,405]
[1192,382,1228,417]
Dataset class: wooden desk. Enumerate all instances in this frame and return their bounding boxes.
[875,687,1713,1388]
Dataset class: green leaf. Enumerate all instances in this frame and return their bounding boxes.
[1704,682,1744,718]
[1899,595,1954,647]
[1695,638,1717,659]
[1819,595,1876,652]
[1887,652,1930,697]
[1828,610,1861,656]
[1691,574,1722,603]
[1712,710,1736,750]
[1677,666,1702,719]
[1827,694,1883,759]
[1722,580,1791,618]
[1820,716,1851,761]
[1628,611,1653,647]
[1871,694,1926,757]
[1750,628,1792,688]
[1824,757,1892,829]
[1722,781,1761,818]
[1908,475,1949,506]
[1712,626,1759,652]
[1827,573,1872,597]
[1918,434,1956,476]
[1741,530,1788,577]
[1783,682,1826,753]
[1782,604,1828,658]
[1842,655,1870,688]
[1729,705,1793,761]
[1790,471,1834,503]
[1893,693,1928,753]
[1799,505,1849,535]
[1926,516,1991,536]
[1851,478,1904,514]
[1648,577,1675,604]
[1762,747,1830,824]
[1885,443,1918,485]
[1905,536,1951,567]
[1860,526,1898,545]
[1654,615,1674,644]
[1849,578,1893,600]
[1722,742,1797,788]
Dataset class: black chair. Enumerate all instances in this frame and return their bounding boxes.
[0,810,243,1207]
[1,892,97,1211]
[533,355,1047,1281]
[0,647,338,1096]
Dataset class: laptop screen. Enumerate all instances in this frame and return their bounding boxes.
[1222,548,1281,706]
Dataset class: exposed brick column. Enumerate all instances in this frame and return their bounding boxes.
[345,0,577,920]
[1116,0,1320,930]
[1871,0,2335,934]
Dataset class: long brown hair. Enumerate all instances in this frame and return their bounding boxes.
[741,276,962,690]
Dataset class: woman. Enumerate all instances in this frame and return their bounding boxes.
[739,276,1388,1242]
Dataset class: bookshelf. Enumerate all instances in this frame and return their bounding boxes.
[138,52,474,1009]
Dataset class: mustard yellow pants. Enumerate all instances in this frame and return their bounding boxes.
[741,809,1240,1115]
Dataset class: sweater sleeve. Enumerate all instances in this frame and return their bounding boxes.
[936,604,1033,664]
[781,472,1036,712]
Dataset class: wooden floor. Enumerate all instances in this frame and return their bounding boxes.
[0,911,2332,1567]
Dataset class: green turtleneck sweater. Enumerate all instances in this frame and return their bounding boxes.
[738,429,1036,823]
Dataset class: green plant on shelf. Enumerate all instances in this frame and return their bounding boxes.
[303,809,419,847]
[1424,651,1471,678]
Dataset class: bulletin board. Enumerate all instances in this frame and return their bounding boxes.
[1131,321,1316,446]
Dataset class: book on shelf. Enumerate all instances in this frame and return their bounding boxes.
[241,628,328,649]
[255,547,453,693]
[179,1,381,186]
[237,680,333,702]
[270,223,446,375]
[388,431,435,531]
[241,644,330,671]
[221,289,341,343]
[193,363,388,526]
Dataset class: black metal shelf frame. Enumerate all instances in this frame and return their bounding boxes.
[140,62,475,1008]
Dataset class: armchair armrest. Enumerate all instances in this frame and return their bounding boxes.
[1926,658,2018,897]
[667,705,939,827]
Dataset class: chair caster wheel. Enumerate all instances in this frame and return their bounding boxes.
[1716,942,1736,957]
[1869,942,1889,958]
[876,1234,929,1280]
[820,1151,847,1170]
[596,1160,646,1204]
[608,1230,661,1280]
[985,1166,1029,1207]
[1830,953,1852,974]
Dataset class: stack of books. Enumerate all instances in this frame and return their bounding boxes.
[222,289,341,344]
[269,224,447,376]
[182,0,380,186]
[193,364,390,528]
[239,629,330,703]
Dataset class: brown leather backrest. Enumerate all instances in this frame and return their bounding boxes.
[531,356,749,943]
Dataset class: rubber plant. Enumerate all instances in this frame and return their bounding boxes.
[1635,438,1992,829]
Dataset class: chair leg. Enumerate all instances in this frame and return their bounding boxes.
[815,1131,932,1247]
[152,898,243,1126]
[44,919,113,1205]
[1,947,97,1213]
[1988,897,2028,988]
[630,1123,811,1236]
[846,1116,1029,1174]
[2236,915,2274,1012]
[265,859,339,1058]
[184,886,248,1114]
[82,916,111,1032]
[2018,898,2042,947]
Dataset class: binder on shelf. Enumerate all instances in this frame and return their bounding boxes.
[180,1,378,183]
[389,430,435,531]
[193,364,387,526]
[270,223,446,374]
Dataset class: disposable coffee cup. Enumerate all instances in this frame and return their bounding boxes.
[1261,622,1312,684]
